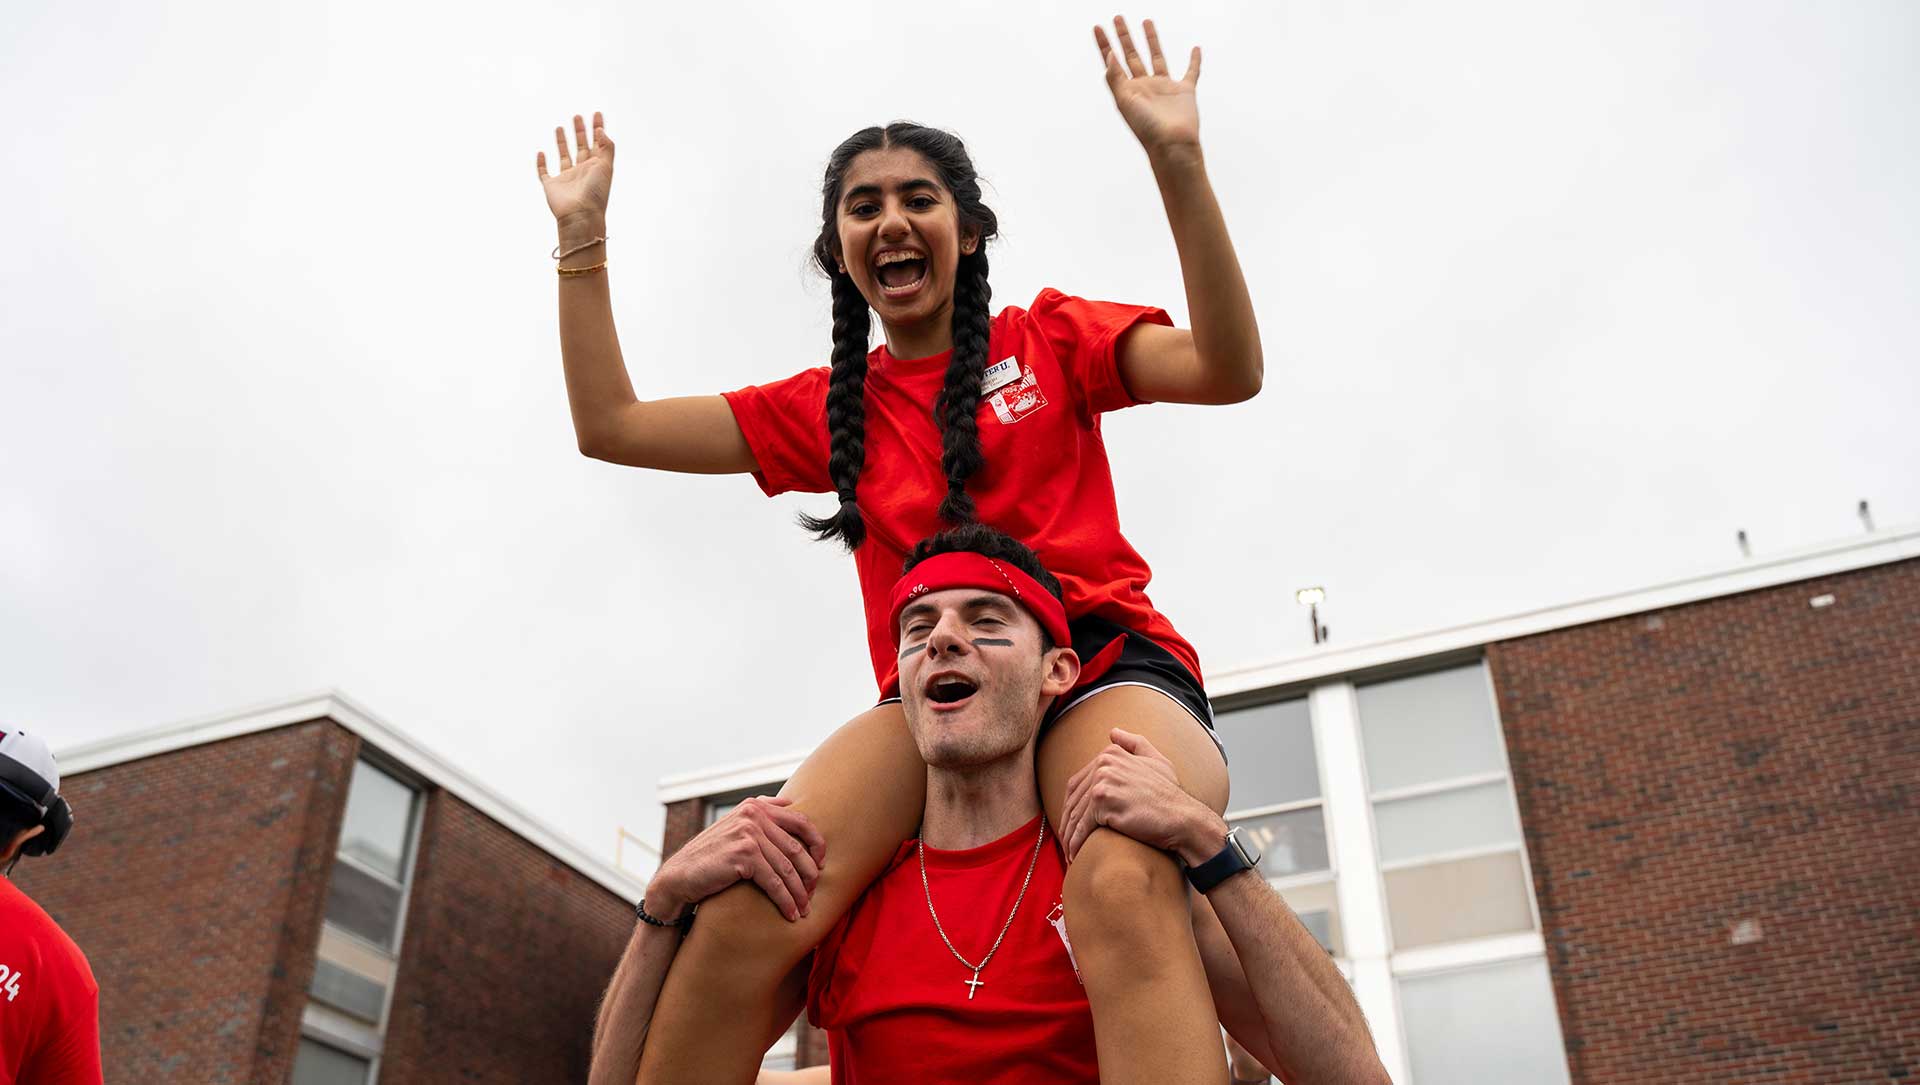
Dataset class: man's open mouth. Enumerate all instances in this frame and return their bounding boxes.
[874,249,928,297]
[926,675,978,706]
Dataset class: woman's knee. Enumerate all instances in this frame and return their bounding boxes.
[676,879,819,978]
[1038,686,1230,816]
[670,703,924,975]
[1063,828,1189,938]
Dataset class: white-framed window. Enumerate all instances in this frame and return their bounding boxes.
[1214,662,1572,1085]
[1213,697,1341,955]
[1357,666,1537,952]
[705,782,785,827]
[1395,949,1571,1085]
[304,755,426,1082]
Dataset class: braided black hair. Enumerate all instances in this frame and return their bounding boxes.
[936,250,992,524]
[799,122,1001,551]
[796,270,874,547]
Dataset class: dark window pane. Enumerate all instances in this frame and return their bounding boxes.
[324,859,402,948]
[309,959,386,1024]
[1214,699,1319,811]
[1230,807,1330,880]
[1296,910,1336,954]
[1400,957,1571,1084]
[339,761,415,880]
[705,782,785,827]
[1358,665,1506,793]
[292,1039,370,1085]
[1374,781,1520,864]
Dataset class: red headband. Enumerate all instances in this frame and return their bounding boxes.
[888,552,1071,649]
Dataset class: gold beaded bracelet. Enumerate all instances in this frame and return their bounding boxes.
[551,236,608,260]
[557,260,608,277]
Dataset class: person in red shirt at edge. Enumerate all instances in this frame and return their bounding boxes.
[539,16,1263,1082]
[587,527,1389,1085]
[0,729,103,1085]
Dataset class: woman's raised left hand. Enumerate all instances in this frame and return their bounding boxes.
[1093,16,1202,156]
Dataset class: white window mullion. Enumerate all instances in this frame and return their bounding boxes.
[1309,681,1408,1085]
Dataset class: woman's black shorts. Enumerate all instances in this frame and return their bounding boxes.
[1046,615,1222,758]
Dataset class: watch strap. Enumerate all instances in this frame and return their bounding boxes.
[1186,827,1259,894]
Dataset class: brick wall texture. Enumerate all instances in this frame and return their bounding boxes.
[1489,558,1920,1083]
[16,719,357,1085]
[16,717,636,1083]
[661,797,703,860]
[379,787,633,1083]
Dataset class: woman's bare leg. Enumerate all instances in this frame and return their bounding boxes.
[1038,686,1231,1085]
[636,702,924,1085]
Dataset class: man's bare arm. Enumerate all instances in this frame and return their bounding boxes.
[1062,728,1392,1084]
[590,922,686,1085]
[589,797,827,1085]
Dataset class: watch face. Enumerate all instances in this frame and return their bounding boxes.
[1229,828,1262,869]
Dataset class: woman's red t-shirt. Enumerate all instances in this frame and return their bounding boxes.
[723,288,1201,694]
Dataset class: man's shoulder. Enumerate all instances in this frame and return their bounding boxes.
[0,879,97,990]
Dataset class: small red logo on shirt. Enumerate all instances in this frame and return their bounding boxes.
[987,362,1048,425]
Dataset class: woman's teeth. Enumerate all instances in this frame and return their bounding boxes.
[875,252,928,293]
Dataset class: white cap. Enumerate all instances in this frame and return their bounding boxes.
[0,729,60,809]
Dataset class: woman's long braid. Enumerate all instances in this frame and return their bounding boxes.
[935,251,992,525]
[796,272,873,549]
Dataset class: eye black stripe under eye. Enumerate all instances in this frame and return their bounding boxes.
[970,638,1014,647]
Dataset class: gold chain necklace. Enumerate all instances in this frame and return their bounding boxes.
[918,816,1047,1001]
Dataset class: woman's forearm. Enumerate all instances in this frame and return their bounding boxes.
[1148,144,1263,400]
[554,211,641,457]
[588,921,683,1085]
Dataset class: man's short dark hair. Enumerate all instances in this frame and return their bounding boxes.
[903,524,1067,650]
[0,794,36,845]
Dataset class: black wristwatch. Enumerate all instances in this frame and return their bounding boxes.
[1185,826,1260,894]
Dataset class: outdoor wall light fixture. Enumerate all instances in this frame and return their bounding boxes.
[1295,587,1329,645]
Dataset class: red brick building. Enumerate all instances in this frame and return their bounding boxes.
[659,529,1920,1082]
[25,694,643,1084]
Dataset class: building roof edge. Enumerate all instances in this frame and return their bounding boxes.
[55,691,649,903]
[1206,524,1919,698]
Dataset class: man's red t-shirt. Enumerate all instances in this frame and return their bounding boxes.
[0,878,102,1085]
[723,288,1202,694]
[807,815,1096,1083]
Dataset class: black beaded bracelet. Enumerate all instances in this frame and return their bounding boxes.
[636,898,695,932]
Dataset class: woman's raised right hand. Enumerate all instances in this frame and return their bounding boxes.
[538,111,614,229]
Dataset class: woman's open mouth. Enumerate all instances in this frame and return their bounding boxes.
[874,249,928,299]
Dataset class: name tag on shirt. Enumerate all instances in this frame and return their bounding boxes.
[982,356,1022,394]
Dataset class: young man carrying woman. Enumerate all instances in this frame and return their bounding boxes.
[539,17,1263,1082]
[590,528,1388,1085]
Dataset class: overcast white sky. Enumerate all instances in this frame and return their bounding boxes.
[4,1,1915,878]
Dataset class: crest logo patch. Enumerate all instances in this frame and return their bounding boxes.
[987,361,1049,425]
